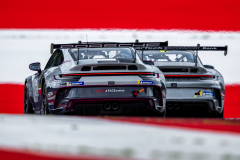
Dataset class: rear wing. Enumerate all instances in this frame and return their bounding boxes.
[51,41,228,56]
[166,45,228,56]
[50,40,169,54]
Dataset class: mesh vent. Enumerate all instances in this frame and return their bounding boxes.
[81,66,91,71]
[93,66,126,70]
[190,68,198,73]
[159,68,188,72]
[128,65,138,70]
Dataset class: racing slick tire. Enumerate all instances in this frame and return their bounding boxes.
[41,82,49,115]
[24,84,34,114]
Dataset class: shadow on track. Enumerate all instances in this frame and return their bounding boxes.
[68,109,223,118]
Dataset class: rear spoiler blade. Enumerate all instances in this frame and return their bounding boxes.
[166,45,228,56]
[50,41,169,54]
[50,41,228,56]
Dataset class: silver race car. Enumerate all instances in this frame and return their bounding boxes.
[24,41,167,115]
[140,44,228,117]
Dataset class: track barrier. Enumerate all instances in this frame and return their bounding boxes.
[0,0,240,31]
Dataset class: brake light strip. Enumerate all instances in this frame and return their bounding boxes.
[164,75,214,78]
[62,72,154,76]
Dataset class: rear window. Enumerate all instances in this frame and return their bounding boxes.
[139,51,195,63]
[69,48,134,60]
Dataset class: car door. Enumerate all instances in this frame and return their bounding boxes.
[31,50,62,112]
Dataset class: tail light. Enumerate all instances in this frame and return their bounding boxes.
[164,75,214,78]
[165,75,215,80]
[54,75,81,80]
[61,72,154,76]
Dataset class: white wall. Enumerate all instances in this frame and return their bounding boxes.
[0,29,239,83]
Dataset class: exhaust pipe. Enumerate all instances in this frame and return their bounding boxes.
[112,103,118,110]
[167,104,173,110]
[174,103,181,110]
[104,103,111,110]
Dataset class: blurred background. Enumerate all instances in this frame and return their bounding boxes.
[0,0,240,159]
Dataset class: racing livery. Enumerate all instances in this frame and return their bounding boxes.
[24,41,168,115]
[141,44,228,117]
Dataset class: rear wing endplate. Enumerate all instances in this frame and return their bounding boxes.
[50,41,168,54]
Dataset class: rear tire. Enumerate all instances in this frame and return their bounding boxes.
[24,84,34,114]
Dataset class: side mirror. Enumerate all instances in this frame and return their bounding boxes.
[204,65,214,69]
[29,62,41,71]
[143,60,154,65]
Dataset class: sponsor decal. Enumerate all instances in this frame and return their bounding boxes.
[96,89,105,94]
[138,80,154,85]
[203,47,217,50]
[106,89,125,93]
[135,46,165,50]
[194,90,214,98]
[160,50,168,52]
[96,89,125,94]
[67,81,84,86]
[48,102,54,105]
[63,60,72,63]
[168,47,200,50]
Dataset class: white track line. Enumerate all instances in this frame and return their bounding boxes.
[0,115,240,160]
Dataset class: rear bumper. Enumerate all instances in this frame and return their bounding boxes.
[50,97,165,115]
[166,87,224,114]
[50,85,166,115]
[166,99,223,114]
